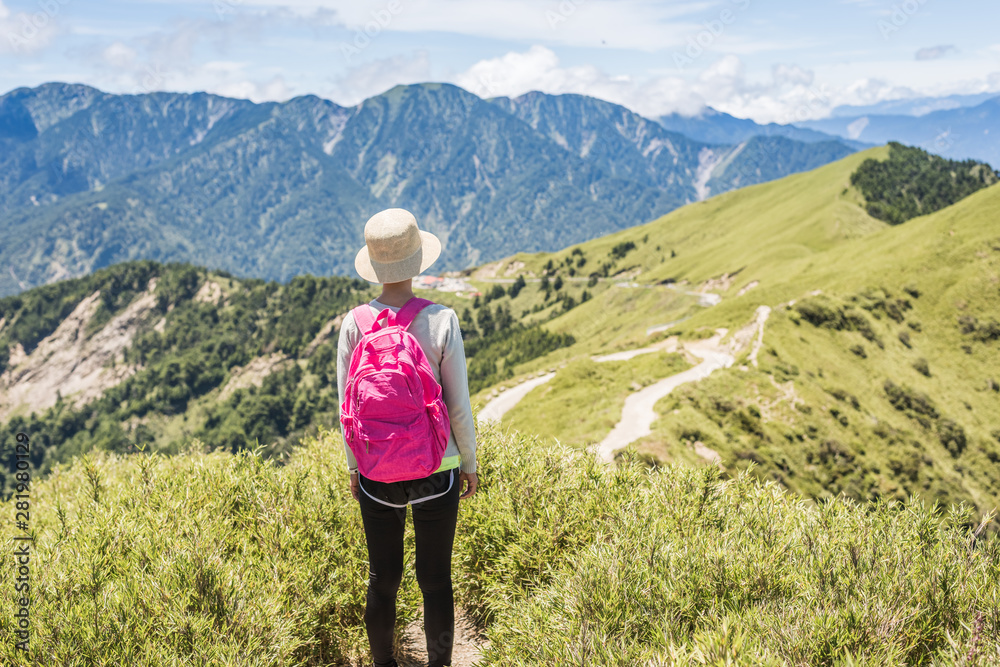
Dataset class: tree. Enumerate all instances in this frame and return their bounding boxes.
[477,306,495,336]
[460,308,478,338]
[508,274,526,299]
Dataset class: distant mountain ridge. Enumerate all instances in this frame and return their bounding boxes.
[797,95,1000,167]
[656,105,870,148]
[828,92,999,118]
[0,82,860,296]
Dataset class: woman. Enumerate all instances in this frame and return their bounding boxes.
[337,208,478,667]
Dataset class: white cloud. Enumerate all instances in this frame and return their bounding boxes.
[327,50,432,106]
[61,12,289,98]
[454,45,628,101]
[225,0,714,52]
[133,60,295,102]
[208,70,293,102]
[448,46,841,122]
[102,42,138,69]
[0,0,62,54]
[446,45,1000,124]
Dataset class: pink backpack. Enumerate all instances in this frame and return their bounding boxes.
[340,298,451,482]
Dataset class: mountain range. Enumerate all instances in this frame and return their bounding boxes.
[797,95,1000,167]
[0,82,859,297]
[656,105,871,147]
[659,93,1000,169]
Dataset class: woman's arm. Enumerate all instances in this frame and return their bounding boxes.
[336,315,360,475]
[439,309,478,476]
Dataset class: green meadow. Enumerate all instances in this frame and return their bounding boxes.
[2,424,997,665]
[456,146,1000,521]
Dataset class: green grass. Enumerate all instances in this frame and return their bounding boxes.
[3,423,997,665]
[464,147,1000,518]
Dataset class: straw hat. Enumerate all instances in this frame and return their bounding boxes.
[354,208,442,284]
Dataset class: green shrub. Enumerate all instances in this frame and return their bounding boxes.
[938,419,968,457]
[959,315,1000,343]
[471,430,1000,665]
[6,424,997,665]
[883,379,935,416]
[485,284,505,303]
[506,274,526,299]
[610,241,636,260]
[0,432,407,666]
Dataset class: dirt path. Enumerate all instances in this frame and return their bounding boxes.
[591,335,679,362]
[398,608,486,667]
[592,331,735,463]
[476,372,556,425]
[475,300,770,467]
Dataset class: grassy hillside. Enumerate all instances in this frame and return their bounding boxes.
[2,424,996,665]
[453,146,1000,518]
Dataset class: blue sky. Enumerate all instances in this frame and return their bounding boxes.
[1,0,998,122]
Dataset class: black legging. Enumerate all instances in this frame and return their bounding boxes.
[358,468,460,667]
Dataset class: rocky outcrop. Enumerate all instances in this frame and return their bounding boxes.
[0,280,159,420]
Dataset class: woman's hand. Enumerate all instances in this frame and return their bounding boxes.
[459,471,478,500]
[350,472,360,501]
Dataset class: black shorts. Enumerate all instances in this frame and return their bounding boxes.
[358,468,458,508]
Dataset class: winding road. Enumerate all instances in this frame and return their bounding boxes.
[475,301,770,464]
[593,335,734,463]
[477,372,556,424]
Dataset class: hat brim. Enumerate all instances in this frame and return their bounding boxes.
[355,230,442,284]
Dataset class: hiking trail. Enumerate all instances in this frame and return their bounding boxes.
[476,304,772,463]
[398,607,486,667]
[476,372,556,424]
[592,330,735,463]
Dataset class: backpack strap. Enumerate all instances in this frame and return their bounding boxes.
[351,304,376,334]
[396,297,434,329]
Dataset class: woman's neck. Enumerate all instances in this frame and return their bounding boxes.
[375,280,415,308]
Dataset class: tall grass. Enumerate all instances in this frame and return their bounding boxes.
[2,423,997,665]
[0,435,422,665]
[468,425,1000,666]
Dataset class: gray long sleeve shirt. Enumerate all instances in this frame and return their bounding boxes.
[337,298,478,475]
